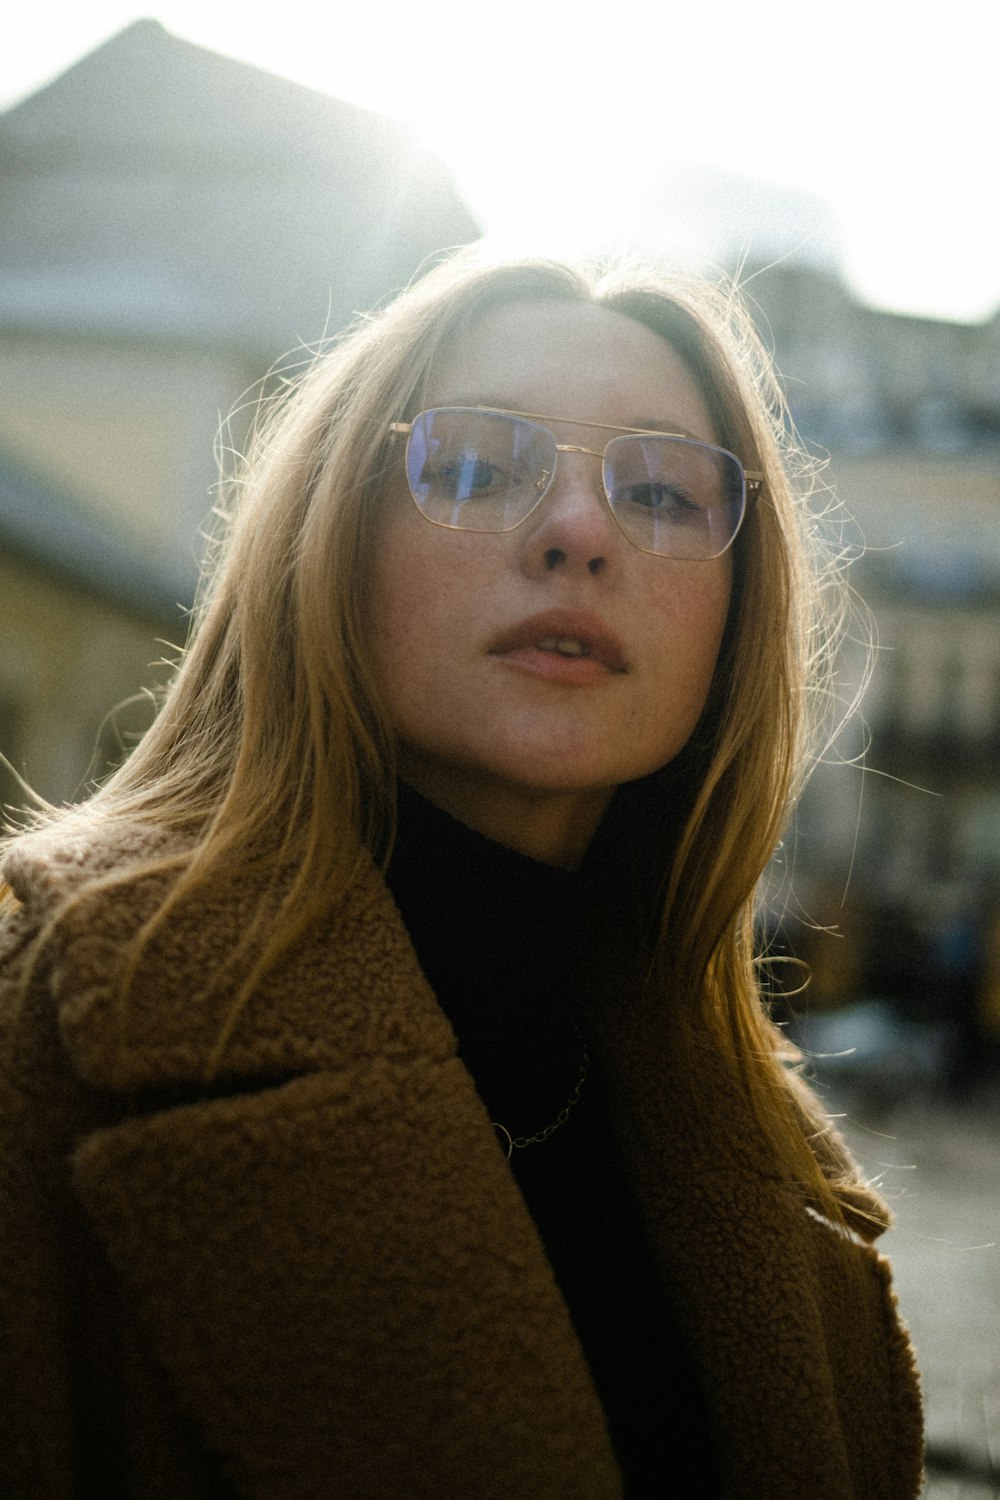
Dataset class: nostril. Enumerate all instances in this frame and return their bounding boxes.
[543,547,606,574]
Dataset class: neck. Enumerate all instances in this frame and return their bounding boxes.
[395,763,614,871]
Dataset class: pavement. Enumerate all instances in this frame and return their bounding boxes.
[829,1085,1000,1498]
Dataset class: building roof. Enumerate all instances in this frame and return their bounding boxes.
[0,19,479,353]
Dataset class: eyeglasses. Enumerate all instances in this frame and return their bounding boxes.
[388,406,763,561]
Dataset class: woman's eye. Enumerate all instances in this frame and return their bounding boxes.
[620,482,701,515]
[425,453,507,500]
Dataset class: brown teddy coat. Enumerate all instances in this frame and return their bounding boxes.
[0,821,923,1499]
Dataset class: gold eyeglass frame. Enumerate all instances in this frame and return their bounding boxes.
[388,405,764,557]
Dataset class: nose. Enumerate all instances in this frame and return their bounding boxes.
[518,450,621,580]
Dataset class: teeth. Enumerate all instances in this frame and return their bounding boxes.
[537,636,590,658]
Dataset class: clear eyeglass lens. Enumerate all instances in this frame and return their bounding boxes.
[604,435,746,560]
[404,410,746,558]
[405,409,554,532]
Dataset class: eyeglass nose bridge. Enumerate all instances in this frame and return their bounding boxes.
[554,442,605,460]
[531,441,608,503]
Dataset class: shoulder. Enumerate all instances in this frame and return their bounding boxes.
[0,815,194,1119]
[1,814,450,1095]
[780,1061,893,1242]
[0,815,188,1064]
[1,814,189,941]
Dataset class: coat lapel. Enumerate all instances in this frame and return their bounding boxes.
[596,1006,923,1499]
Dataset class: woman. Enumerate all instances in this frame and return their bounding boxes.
[0,249,923,1498]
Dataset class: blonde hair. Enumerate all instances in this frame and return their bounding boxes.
[3,246,880,1233]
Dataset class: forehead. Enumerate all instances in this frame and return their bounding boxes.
[424,299,717,443]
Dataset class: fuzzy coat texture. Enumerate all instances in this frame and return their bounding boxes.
[0,820,923,1499]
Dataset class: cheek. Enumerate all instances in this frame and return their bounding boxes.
[369,523,426,701]
[368,508,475,713]
[652,566,732,744]
[369,507,413,683]
[686,565,735,727]
[699,570,734,702]
[648,558,732,669]
[701,565,733,669]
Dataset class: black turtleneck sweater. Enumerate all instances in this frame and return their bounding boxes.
[386,784,721,1498]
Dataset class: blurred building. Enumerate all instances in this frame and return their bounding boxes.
[747,262,1000,1037]
[0,19,477,815]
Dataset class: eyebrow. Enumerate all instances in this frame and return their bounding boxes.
[437,396,702,442]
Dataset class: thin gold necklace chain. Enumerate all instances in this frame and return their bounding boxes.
[491,1037,590,1161]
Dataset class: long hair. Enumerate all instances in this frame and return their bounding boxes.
[2,246,877,1230]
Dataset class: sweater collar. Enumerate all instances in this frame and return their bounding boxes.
[386,782,584,1008]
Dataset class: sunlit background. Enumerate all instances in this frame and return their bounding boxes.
[5,0,999,323]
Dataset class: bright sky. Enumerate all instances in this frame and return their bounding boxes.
[5,1,999,324]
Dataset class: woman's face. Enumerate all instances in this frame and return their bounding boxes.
[370,298,733,866]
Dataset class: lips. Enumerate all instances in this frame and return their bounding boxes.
[489,610,628,674]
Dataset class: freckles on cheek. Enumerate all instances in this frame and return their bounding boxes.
[373,530,462,686]
[647,570,731,702]
[649,572,723,638]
